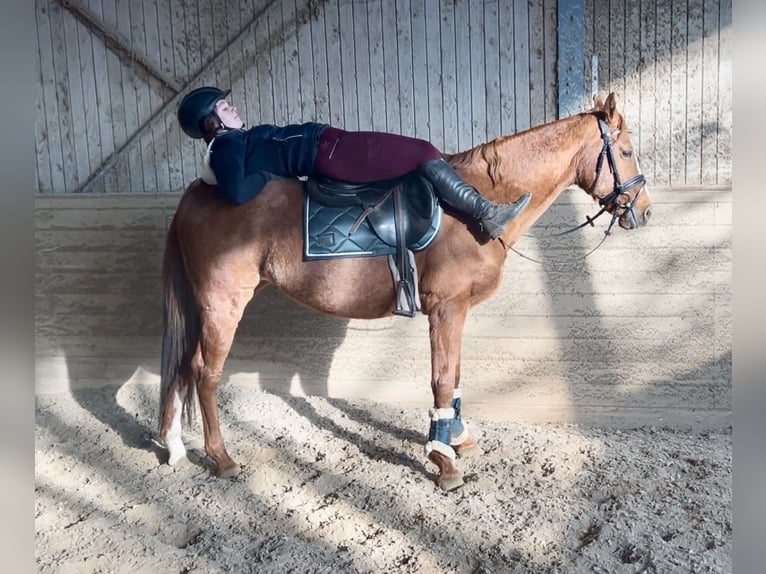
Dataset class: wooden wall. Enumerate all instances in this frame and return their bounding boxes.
[586,0,732,187]
[34,0,558,195]
[35,189,732,429]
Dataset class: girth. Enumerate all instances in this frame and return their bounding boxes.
[303,173,443,317]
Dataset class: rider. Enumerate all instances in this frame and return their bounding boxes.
[177,86,531,239]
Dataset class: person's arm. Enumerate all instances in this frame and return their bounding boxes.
[209,136,272,205]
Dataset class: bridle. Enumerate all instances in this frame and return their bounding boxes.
[589,117,647,233]
[507,116,647,263]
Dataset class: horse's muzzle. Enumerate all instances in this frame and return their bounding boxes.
[619,205,652,230]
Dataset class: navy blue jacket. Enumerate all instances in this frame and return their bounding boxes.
[209,122,327,205]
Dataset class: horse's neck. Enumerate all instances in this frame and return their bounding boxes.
[494,115,590,198]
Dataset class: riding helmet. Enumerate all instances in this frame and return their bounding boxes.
[177,86,231,139]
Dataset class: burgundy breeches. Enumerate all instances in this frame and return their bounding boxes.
[314,126,442,183]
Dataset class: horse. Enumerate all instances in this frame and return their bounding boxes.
[158,93,652,490]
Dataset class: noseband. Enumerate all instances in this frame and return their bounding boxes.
[591,118,646,232]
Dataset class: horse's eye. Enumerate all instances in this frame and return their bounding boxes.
[621,149,633,159]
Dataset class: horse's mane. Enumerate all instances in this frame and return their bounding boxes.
[447,109,616,187]
[447,136,509,186]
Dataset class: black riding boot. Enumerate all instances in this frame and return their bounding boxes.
[419,158,531,239]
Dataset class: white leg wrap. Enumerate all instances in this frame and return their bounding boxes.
[424,440,457,461]
[450,426,470,446]
[429,407,455,420]
[166,390,187,466]
[452,388,462,399]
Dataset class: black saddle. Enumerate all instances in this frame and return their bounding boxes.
[303,172,443,317]
[305,173,437,248]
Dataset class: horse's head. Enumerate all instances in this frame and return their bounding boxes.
[579,93,652,230]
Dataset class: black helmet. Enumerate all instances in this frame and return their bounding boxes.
[177,86,231,139]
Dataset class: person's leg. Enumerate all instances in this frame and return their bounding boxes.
[315,127,441,182]
[314,127,531,239]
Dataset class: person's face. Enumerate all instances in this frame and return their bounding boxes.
[215,98,244,129]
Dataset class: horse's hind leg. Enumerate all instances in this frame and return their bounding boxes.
[195,292,253,478]
[161,381,188,466]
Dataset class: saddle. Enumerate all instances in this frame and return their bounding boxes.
[303,173,443,317]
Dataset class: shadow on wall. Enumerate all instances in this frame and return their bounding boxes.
[35,207,351,450]
[64,286,351,452]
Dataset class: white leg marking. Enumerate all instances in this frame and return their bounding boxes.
[166,389,187,466]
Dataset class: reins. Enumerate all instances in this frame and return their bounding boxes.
[504,117,646,266]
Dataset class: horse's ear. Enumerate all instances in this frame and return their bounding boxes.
[592,95,604,110]
[604,92,618,123]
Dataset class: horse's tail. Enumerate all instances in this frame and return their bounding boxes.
[159,215,200,430]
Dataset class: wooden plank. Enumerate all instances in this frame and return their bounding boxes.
[483,0,500,140]
[282,0,301,123]
[295,0,316,121]
[396,0,414,136]
[88,0,118,193]
[685,0,704,186]
[498,0,515,135]
[542,0,557,122]
[423,2,442,148]
[309,0,329,123]
[338,0,357,130]
[170,0,189,84]
[211,0,231,90]
[352,0,372,130]
[623,0,641,153]
[716,0,732,184]
[638,0,656,183]
[158,0,182,192]
[454,0,471,149]
[324,1,343,126]
[145,0,171,193]
[240,0,258,126]
[179,0,203,183]
[160,0,184,191]
[439,0,457,150]
[411,0,429,140]
[56,5,85,189]
[101,0,129,193]
[608,0,626,98]
[669,0,688,186]
[381,0,400,133]
[35,1,55,194]
[367,0,385,132]
[700,0,719,185]
[116,0,143,193]
[468,0,485,145]
[512,0,530,131]
[197,0,215,72]
[256,8,275,124]
[653,0,672,185]
[136,1,159,193]
[527,0,544,127]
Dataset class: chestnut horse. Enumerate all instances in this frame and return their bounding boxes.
[159,93,651,490]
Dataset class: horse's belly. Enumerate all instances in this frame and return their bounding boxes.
[274,257,399,320]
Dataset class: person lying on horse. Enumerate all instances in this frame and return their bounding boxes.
[176,86,531,239]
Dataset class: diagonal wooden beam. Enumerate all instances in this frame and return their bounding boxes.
[75,0,297,194]
[58,0,182,93]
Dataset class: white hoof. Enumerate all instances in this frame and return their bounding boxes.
[166,436,187,466]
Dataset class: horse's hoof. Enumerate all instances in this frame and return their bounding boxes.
[167,452,188,466]
[453,437,479,457]
[438,472,464,491]
[217,463,241,479]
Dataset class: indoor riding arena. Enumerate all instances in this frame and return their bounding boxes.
[35,0,732,572]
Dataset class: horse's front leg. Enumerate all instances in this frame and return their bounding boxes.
[426,300,472,490]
